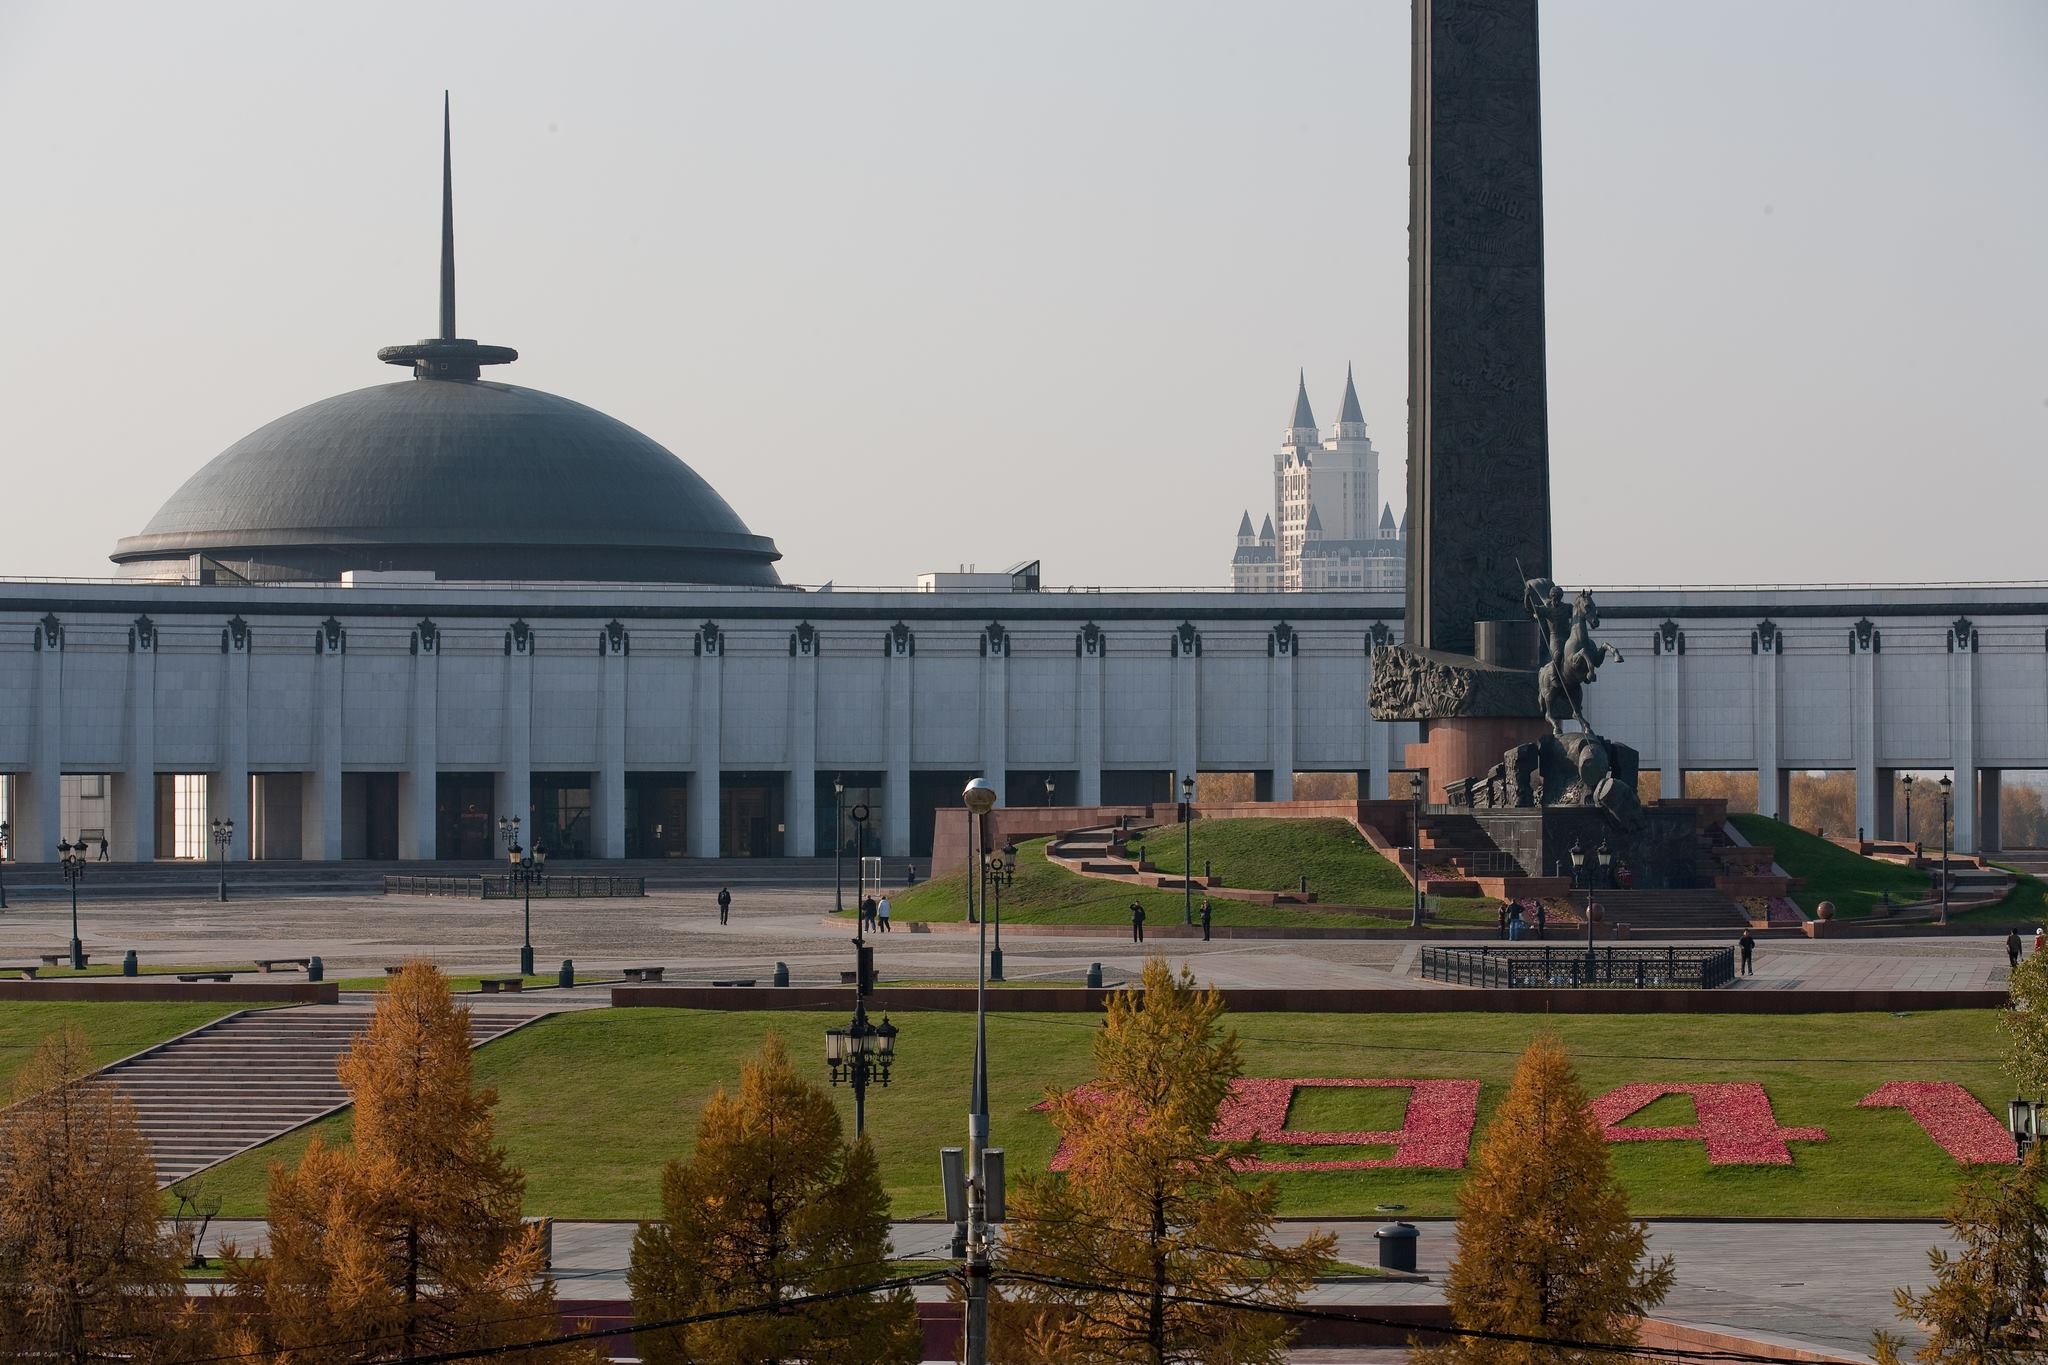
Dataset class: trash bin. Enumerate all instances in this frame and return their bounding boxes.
[122,950,139,978]
[1375,1221,1419,1273]
[1085,962,1103,989]
[773,961,790,987]
[307,956,324,983]
[558,959,575,989]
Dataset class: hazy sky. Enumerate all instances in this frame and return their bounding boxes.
[2,1,2042,589]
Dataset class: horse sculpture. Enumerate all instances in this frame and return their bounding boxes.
[1529,584,1623,735]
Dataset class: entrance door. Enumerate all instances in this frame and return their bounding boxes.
[435,774,496,860]
[719,773,786,857]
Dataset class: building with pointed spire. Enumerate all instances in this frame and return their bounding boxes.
[1232,368,1404,591]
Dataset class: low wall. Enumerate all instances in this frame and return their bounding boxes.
[0,980,337,1004]
[613,983,2001,1014]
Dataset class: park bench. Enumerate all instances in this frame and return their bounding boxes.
[620,966,666,982]
[478,977,524,994]
[40,953,87,968]
[712,979,756,988]
[176,973,234,983]
[253,958,311,973]
[0,966,40,981]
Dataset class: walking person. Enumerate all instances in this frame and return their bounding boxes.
[877,894,892,933]
[1129,901,1146,943]
[97,836,109,862]
[1534,900,1547,940]
[859,895,876,931]
[1496,901,1509,940]
[717,886,731,926]
[2036,927,2046,958]
[1739,927,1756,976]
[2008,928,2022,970]
[1507,903,1525,942]
[1200,898,1211,942]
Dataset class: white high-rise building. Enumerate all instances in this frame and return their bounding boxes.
[1232,368,1404,591]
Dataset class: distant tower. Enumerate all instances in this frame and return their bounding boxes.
[1233,369,1403,591]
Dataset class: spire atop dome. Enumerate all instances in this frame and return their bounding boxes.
[377,93,518,383]
[1288,369,1317,432]
[1339,364,1365,424]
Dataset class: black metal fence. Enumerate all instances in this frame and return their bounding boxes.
[1419,944,1737,990]
[383,875,646,900]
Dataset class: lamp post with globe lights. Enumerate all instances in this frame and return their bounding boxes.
[1044,773,1055,807]
[958,777,998,1365]
[2011,1096,2043,1162]
[833,776,847,913]
[1938,776,1953,925]
[986,845,1014,982]
[210,818,234,902]
[0,819,10,910]
[58,839,86,968]
[1409,773,1425,929]
[1901,772,1915,844]
[825,1002,897,1139]
[498,815,545,976]
[1179,774,1196,925]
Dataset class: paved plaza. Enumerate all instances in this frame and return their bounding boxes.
[0,881,2021,995]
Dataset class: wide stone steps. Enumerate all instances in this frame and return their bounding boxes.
[1584,889,1751,930]
[97,1005,547,1186]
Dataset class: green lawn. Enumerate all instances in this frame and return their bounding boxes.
[0,1001,238,1093]
[877,835,1487,929]
[1140,818,1419,908]
[202,1006,2010,1222]
[1731,814,1930,918]
[1982,866,2048,932]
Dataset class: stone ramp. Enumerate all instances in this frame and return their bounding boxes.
[99,1004,549,1186]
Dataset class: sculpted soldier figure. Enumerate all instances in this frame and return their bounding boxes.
[1523,575,1623,735]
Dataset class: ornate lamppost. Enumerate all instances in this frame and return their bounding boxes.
[57,838,85,968]
[1044,773,1055,807]
[1568,836,1586,890]
[986,844,1014,982]
[209,817,234,902]
[2011,1096,2043,1161]
[1179,774,1195,925]
[825,999,898,1138]
[834,776,847,913]
[498,815,545,976]
[1938,775,1953,926]
[1901,772,1915,844]
[850,802,871,915]
[0,819,10,910]
[1409,773,1425,929]
[1596,838,1614,890]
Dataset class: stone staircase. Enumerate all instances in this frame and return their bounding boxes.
[1588,889,1751,932]
[1410,813,1566,899]
[99,1005,548,1186]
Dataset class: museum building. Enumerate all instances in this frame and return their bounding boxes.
[0,119,2043,865]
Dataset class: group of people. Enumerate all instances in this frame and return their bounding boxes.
[2006,927,2047,968]
[858,892,894,932]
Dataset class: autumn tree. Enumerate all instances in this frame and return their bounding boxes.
[0,1025,189,1364]
[1416,1034,1673,1365]
[994,957,1332,1365]
[219,961,589,1363]
[627,1032,918,1365]
[1874,1150,2048,1363]
[2003,955,2048,1098]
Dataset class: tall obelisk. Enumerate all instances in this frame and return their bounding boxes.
[1404,0,1553,656]
[1371,0,1554,796]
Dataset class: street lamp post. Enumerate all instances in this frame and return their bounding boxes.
[2010,1096,2043,1162]
[825,999,898,1139]
[1938,775,1953,926]
[1596,838,1613,890]
[1044,773,1055,808]
[1180,774,1195,926]
[959,777,998,1365]
[834,776,846,913]
[209,818,234,902]
[1409,773,1425,929]
[1901,772,1915,844]
[850,803,870,916]
[0,819,10,910]
[986,845,1014,981]
[58,839,85,968]
[498,816,545,976]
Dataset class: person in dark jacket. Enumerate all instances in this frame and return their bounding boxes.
[717,886,732,925]
[1738,928,1756,976]
[2008,929,2023,970]
[1130,901,1146,943]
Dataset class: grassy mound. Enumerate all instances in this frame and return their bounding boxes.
[1139,818,1418,907]
[881,834,1484,927]
[0,1001,239,1093]
[1730,814,1929,917]
[201,1006,2008,1221]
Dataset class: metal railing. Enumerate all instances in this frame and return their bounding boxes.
[383,875,645,899]
[1419,945,1736,990]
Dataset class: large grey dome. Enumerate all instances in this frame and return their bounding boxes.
[112,377,782,585]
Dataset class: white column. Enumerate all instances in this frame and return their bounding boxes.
[980,627,1008,803]
[1753,635,1781,820]
[691,626,723,857]
[497,627,534,849]
[1269,628,1295,801]
[595,625,627,859]
[303,625,343,860]
[212,619,251,860]
[788,631,818,857]
[883,626,912,857]
[1852,626,1879,840]
[1654,628,1682,801]
[23,615,63,859]
[1171,625,1198,796]
[1950,620,1978,853]
[399,621,439,860]
[115,620,156,862]
[1077,627,1103,806]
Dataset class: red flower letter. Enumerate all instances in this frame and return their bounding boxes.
[1858,1082,2014,1165]
[1589,1083,1826,1166]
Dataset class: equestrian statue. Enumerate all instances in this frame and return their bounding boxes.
[1522,576,1623,735]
